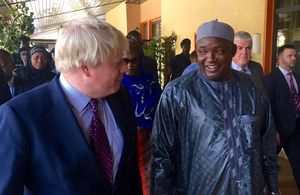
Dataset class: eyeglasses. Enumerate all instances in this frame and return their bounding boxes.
[123,57,139,65]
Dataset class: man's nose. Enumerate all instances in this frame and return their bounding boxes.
[120,60,128,73]
[206,52,216,62]
[241,48,247,54]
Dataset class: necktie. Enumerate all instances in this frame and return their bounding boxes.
[287,73,300,112]
[89,98,113,185]
[240,68,247,73]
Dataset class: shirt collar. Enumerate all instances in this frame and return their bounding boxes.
[278,66,291,75]
[7,76,14,87]
[231,61,249,72]
[59,74,91,113]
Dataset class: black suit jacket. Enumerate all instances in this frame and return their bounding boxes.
[0,69,11,106]
[11,75,37,96]
[144,56,158,82]
[263,67,300,136]
[0,74,142,195]
[248,60,264,81]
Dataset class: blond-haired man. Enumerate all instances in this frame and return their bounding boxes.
[0,18,142,195]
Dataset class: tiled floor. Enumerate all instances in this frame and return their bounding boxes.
[278,156,299,195]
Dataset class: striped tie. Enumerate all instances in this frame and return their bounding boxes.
[287,73,300,112]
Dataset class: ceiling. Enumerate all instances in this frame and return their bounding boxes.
[126,0,147,3]
[0,0,139,40]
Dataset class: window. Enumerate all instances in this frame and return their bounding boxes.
[151,19,161,39]
[141,21,148,40]
[274,0,300,73]
[141,17,161,40]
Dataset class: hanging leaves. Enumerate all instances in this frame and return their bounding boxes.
[144,31,177,86]
[0,2,34,53]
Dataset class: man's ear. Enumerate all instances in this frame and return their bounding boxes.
[232,44,237,57]
[80,65,90,77]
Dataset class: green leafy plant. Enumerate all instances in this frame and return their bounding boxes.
[144,31,177,86]
[0,2,34,53]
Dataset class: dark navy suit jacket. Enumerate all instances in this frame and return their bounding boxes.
[263,68,300,136]
[248,60,265,81]
[0,74,142,195]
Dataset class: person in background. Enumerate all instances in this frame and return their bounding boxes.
[19,35,31,50]
[127,30,159,82]
[121,37,161,195]
[189,50,197,64]
[0,49,34,97]
[11,52,23,68]
[0,68,11,106]
[263,44,300,191]
[49,47,56,69]
[15,45,55,89]
[12,36,31,67]
[19,47,29,67]
[0,17,142,195]
[181,50,198,75]
[164,38,191,87]
[0,49,17,84]
[231,31,264,80]
[151,20,280,195]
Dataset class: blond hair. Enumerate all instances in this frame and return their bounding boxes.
[55,17,128,72]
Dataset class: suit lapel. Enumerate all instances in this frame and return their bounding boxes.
[248,61,262,80]
[275,68,292,94]
[44,75,111,187]
[106,90,125,188]
[248,62,257,77]
[106,86,136,189]
[248,62,255,73]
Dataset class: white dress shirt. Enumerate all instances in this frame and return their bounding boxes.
[279,66,299,94]
[231,61,251,75]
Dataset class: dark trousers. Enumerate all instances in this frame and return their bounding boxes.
[277,119,300,192]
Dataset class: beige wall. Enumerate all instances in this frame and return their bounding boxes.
[107,0,265,64]
[126,4,140,33]
[140,0,161,22]
[161,0,265,65]
[107,0,161,36]
[106,2,127,36]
